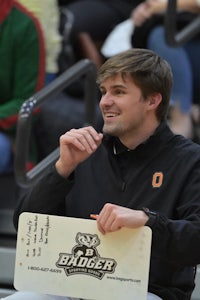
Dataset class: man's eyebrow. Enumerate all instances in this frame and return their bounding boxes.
[100,83,127,89]
[112,84,127,88]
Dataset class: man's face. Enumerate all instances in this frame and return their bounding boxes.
[99,73,149,143]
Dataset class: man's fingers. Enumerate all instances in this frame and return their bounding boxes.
[60,133,86,152]
[61,127,103,154]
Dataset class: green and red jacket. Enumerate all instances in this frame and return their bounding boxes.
[0,0,45,167]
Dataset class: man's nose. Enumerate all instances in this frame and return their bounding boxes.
[100,93,114,105]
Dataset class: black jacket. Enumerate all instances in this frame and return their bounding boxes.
[14,122,200,300]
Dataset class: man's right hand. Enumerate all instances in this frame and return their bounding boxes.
[55,126,103,178]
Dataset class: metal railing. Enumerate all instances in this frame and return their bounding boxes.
[165,0,200,46]
[14,59,97,187]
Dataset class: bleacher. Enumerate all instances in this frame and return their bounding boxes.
[0,174,16,296]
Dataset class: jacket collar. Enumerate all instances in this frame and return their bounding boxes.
[0,0,14,23]
[103,121,174,155]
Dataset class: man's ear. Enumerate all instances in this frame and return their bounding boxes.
[147,93,162,110]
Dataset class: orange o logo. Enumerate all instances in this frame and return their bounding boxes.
[152,172,163,188]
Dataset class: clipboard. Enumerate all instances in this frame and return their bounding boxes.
[14,212,152,300]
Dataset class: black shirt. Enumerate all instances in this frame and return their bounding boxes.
[15,121,200,300]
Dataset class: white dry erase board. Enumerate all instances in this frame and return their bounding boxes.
[14,212,152,300]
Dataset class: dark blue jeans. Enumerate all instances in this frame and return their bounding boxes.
[0,132,13,174]
[147,26,200,112]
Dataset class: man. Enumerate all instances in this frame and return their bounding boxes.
[10,49,200,299]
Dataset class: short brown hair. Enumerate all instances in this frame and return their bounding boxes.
[97,48,173,121]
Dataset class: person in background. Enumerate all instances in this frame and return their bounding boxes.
[61,0,143,68]
[0,0,45,173]
[4,48,200,300]
[131,0,200,138]
[18,0,62,84]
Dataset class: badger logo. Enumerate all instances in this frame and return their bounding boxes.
[56,232,117,279]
